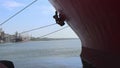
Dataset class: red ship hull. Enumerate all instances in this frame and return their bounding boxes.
[49,0,120,68]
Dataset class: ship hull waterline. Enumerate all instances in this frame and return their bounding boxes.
[49,0,120,68]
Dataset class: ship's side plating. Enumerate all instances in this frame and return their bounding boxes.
[49,0,120,68]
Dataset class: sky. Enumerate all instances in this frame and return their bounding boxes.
[0,0,78,38]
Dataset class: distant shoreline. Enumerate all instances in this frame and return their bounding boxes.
[30,38,79,41]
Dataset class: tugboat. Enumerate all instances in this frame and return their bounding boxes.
[49,0,120,68]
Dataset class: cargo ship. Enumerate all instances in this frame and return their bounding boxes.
[49,0,120,68]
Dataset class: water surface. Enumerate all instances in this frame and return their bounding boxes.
[0,39,82,68]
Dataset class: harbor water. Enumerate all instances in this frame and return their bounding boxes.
[0,39,82,68]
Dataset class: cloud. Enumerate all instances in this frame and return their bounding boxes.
[2,0,24,9]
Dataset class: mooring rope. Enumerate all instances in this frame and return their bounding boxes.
[0,0,38,26]
[20,23,56,34]
[40,26,69,38]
